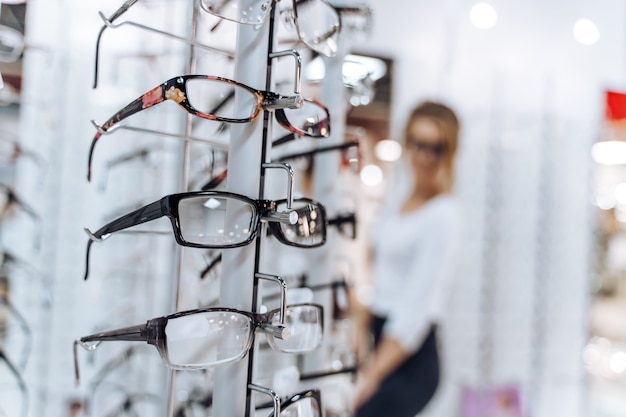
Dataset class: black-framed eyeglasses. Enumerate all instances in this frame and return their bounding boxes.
[328,211,357,240]
[83,191,328,280]
[73,303,324,384]
[88,75,331,181]
[276,140,361,175]
[256,388,322,417]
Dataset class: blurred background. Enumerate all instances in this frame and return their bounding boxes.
[0,1,625,417]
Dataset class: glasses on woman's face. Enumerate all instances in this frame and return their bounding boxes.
[88,75,331,181]
[405,139,447,159]
[83,191,327,280]
[200,0,341,57]
[73,303,324,383]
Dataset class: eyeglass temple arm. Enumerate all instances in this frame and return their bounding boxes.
[83,199,165,280]
[98,12,235,59]
[200,252,222,279]
[272,132,296,147]
[299,366,358,381]
[0,296,32,370]
[200,168,228,191]
[0,349,28,417]
[86,199,165,241]
[73,322,150,385]
[276,140,360,163]
[261,162,294,209]
[248,384,280,417]
[92,0,140,88]
[88,84,167,181]
[328,211,357,235]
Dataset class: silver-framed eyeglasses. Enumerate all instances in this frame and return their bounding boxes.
[73,303,324,384]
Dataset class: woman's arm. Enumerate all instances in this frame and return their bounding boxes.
[355,335,410,408]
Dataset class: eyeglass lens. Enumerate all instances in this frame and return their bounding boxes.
[165,311,253,367]
[163,304,322,368]
[281,0,340,57]
[200,0,271,25]
[281,396,321,417]
[274,200,325,247]
[177,195,256,246]
[267,304,323,353]
[185,78,260,120]
[278,99,331,138]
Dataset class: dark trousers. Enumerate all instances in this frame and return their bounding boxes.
[355,316,440,417]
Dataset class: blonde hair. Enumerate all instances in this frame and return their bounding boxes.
[404,100,460,192]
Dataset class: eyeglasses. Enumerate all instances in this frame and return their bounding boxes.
[83,191,327,280]
[328,211,357,240]
[200,0,340,57]
[267,275,351,320]
[256,388,322,417]
[81,192,323,249]
[174,386,320,417]
[405,140,447,158]
[276,140,361,175]
[88,75,331,181]
[73,303,324,383]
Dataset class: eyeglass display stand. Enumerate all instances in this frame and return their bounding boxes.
[211,2,271,417]
[303,31,352,377]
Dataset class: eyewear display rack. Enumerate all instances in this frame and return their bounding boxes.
[74,2,363,417]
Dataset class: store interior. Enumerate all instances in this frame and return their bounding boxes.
[1,1,626,417]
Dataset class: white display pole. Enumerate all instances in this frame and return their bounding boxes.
[212,1,269,416]
[305,18,351,372]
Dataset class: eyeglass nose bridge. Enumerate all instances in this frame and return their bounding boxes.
[265,94,304,111]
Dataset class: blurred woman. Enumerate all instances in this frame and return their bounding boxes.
[353,100,462,417]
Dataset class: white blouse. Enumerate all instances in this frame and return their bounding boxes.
[369,194,461,353]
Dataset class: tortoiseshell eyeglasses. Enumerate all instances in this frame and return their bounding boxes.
[88,74,331,181]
